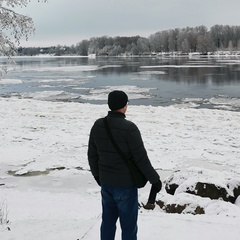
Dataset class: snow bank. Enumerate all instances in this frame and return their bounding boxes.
[1,97,240,240]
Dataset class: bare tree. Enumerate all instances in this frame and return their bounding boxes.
[0,0,47,73]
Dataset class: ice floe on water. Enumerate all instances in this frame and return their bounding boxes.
[0,79,22,84]
[172,95,240,111]
[8,86,156,102]
[98,65,122,69]
[3,84,240,111]
[140,64,222,68]
[216,59,240,64]
[37,78,78,83]
[129,71,166,81]
[21,91,80,101]
[138,70,166,75]
[20,65,100,72]
[172,98,204,108]
[16,64,122,73]
[80,85,156,100]
[209,95,240,108]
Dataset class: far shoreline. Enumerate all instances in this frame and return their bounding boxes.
[1,51,240,59]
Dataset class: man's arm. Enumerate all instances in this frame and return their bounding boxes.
[127,123,160,184]
[87,125,100,179]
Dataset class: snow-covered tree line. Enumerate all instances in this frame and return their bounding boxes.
[18,25,240,56]
[76,25,240,56]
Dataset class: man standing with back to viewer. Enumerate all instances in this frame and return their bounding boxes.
[88,90,162,240]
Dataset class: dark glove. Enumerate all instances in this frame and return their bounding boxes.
[146,185,157,205]
[152,179,162,193]
[94,176,101,186]
[144,180,162,209]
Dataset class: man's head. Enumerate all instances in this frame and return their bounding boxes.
[108,90,128,111]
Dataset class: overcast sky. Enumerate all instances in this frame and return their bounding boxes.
[16,0,240,47]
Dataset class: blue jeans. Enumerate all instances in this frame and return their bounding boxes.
[100,185,138,240]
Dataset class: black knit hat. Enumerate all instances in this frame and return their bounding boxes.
[108,90,128,110]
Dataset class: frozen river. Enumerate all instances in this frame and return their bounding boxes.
[1,55,240,111]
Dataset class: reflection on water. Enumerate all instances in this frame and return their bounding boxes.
[1,56,240,111]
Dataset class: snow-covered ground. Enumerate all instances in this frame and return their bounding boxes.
[1,97,240,239]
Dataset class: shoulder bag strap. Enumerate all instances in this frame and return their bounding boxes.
[103,117,129,164]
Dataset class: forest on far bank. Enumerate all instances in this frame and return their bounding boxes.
[18,25,240,57]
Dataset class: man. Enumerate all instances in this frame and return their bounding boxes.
[88,90,162,240]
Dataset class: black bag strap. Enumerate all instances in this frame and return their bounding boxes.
[103,117,130,164]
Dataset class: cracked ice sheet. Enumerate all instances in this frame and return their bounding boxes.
[1,97,240,175]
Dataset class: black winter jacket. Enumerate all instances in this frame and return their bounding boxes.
[88,111,160,187]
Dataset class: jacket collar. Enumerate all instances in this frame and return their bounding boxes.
[108,111,126,118]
